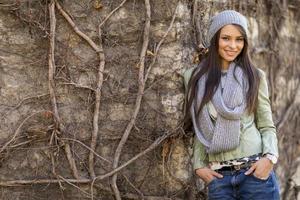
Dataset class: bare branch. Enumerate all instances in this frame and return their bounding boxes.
[61,138,111,164]
[0,3,18,7]
[54,0,106,179]
[110,0,151,199]
[144,2,178,83]
[59,82,96,92]
[99,0,128,28]
[54,0,102,53]
[1,93,49,118]
[1,130,176,198]
[49,1,60,128]
[57,175,92,198]
[49,1,80,179]
[0,110,50,155]
[97,130,174,181]
[89,26,106,178]
[90,131,174,199]
[8,140,33,148]
[63,141,81,179]
[0,178,181,200]
[0,178,91,186]
[122,174,145,199]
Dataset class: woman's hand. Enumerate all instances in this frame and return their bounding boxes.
[244,157,273,179]
[195,167,223,184]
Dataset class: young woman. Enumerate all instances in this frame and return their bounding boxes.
[182,10,280,199]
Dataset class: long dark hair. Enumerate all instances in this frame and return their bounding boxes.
[182,24,260,131]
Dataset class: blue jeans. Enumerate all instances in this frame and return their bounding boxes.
[207,169,280,200]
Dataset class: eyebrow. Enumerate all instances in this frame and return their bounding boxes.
[221,34,244,38]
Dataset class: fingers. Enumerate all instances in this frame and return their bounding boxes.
[244,163,256,175]
[211,170,223,178]
[254,174,268,180]
[248,158,273,178]
[195,168,224,184]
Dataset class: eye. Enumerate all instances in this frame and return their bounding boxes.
[237,38,244,41]
[222,37,229,41]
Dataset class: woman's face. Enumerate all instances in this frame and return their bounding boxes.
[218,24,245,69]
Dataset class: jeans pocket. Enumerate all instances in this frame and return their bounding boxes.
[243,170,280,200]
[207,177,217,186]
[251,171,271,182]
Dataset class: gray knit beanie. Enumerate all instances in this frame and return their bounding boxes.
[205,10,248,47]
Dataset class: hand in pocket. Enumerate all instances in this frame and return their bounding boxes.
[195,167,223,184]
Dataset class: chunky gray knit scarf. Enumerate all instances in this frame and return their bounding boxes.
[190,62,248,154]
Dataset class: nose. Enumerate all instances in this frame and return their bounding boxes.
[228,40,237,49]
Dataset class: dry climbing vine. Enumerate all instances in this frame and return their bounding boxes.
[0,0,181,199]
[0,0,299,200]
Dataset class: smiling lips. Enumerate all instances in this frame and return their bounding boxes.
[225,50,238,57]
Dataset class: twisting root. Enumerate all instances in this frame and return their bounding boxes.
[49,1,80,179]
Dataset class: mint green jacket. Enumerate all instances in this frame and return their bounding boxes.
[183,66,279,170]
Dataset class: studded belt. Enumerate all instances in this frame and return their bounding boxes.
[209,153,262,171]
[215,162,253,173]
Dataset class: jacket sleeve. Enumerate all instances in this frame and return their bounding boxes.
[193,135,209,170]
[255,69,279,157]
[183,68,209,170]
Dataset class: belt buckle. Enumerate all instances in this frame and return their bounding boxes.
[234,165,241,171]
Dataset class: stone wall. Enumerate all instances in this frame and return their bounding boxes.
[0,0,299,199]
